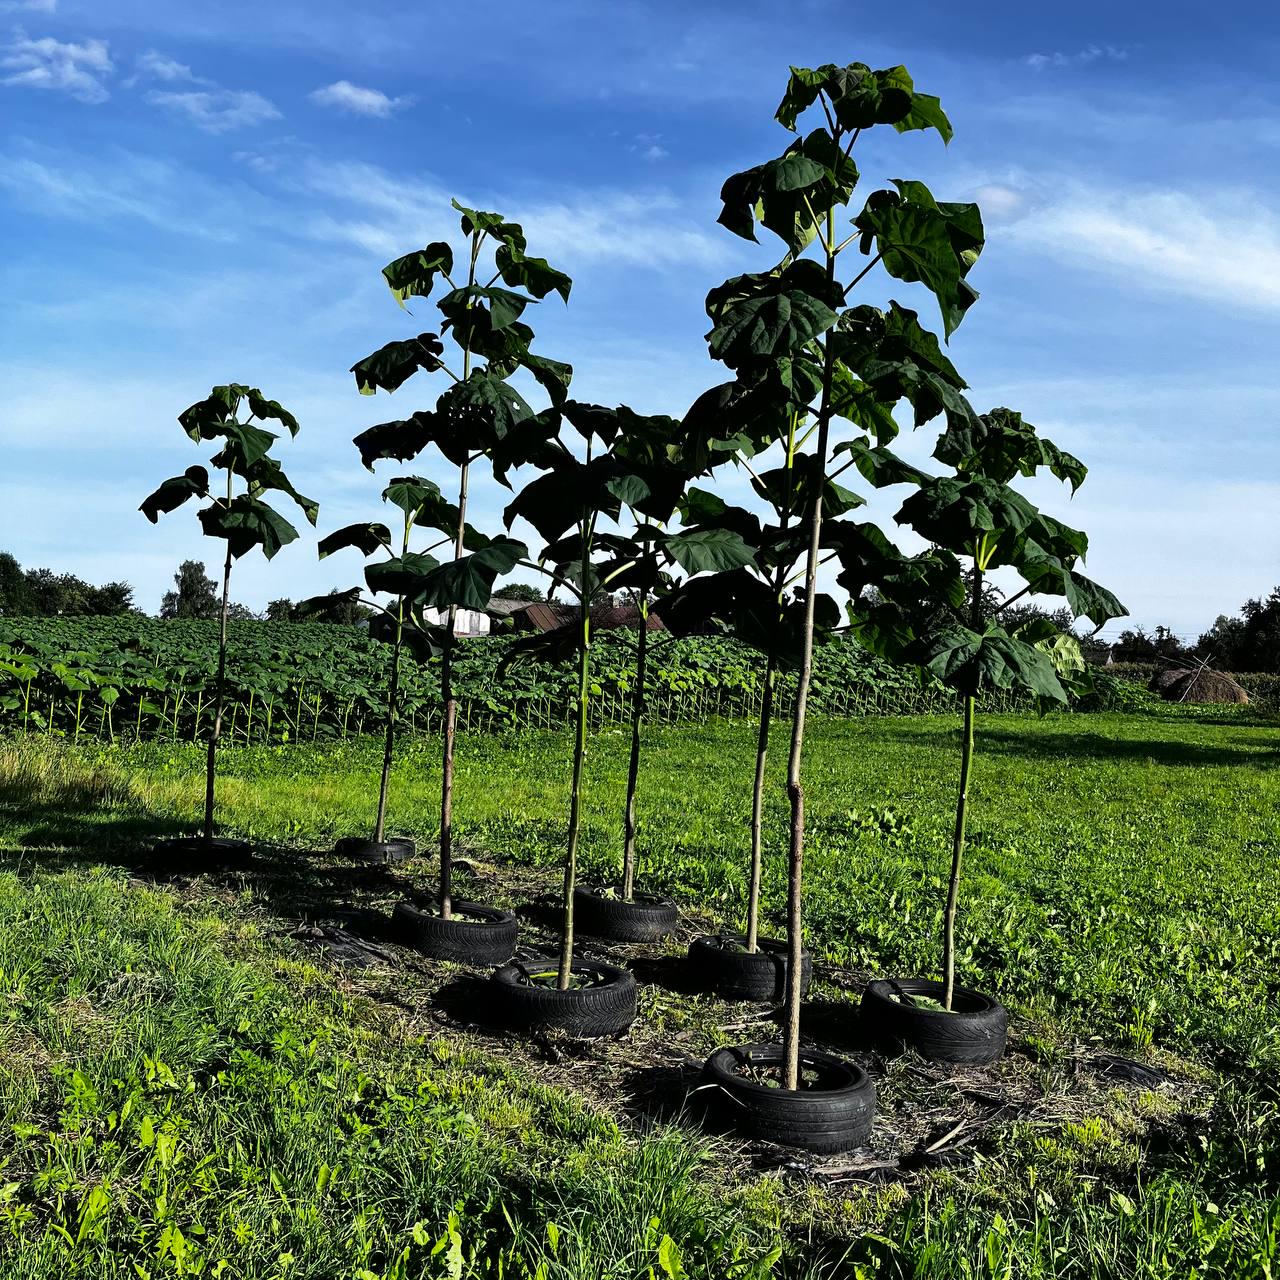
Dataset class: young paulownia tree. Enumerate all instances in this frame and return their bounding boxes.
[140,384,316,859]
[348,200,570,961]
[489,401,749,1033]
[304,476,459,862]
[856,407,1126,1062]
[693,59,991,1151]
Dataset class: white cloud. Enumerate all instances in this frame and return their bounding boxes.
[971,183,1026,218]
[1,30,112,102]
[1025,44,1130,71]
[133,48,202,83]
[309,79,410,118]
[1001,181,1280,312]
[146,87,281,133]
[298,160,727,268]
[0,0,57,12]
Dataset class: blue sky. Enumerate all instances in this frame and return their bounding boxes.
[2,0,1277,642]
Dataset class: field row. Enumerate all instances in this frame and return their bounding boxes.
[0,616,1056,743]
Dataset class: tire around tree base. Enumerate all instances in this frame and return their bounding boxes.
[702,1042,875,1153]
[490,957,637,1037]
[394,900,518,967]
[687,933,813,1003]
[152,836,253,870]
[334,836,415,864]
[861,977,1008,1065]
[573,884,677,943]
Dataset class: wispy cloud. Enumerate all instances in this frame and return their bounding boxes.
[133,48,204,83]
[298,160,727,268]
[1,30,112,102]
[1025,44,1130,71]
[0,0,57,12]
[1001,181,1280,312]
[146,87,281,133]
[309,79,411,118]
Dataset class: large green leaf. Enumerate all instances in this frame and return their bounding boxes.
[381,475,446,519]
[896,475,1039,561]
[437,370,534,444]
[410,537,527,611]
[934,406,1087,492]
[317,523,392,560]
[351,334,445,395]
[1018,558,1127,626]
[833,303,974,428]
[382,242,454,307]
[662,528,757,575]
[208,421,278,474]
[717,129,859,253]
[451,199,506,237]
[518,352,573,407]
[494,242,572,302]
[774,62,915,132]
[705,261,840,369]
[893,93,953,144]
[854,186,983,338]
[241,455,319,526]
[139,466,209,523]
[353,414,436,471]
[439,285,532,334]
[198,495,300,560]
[915,623,1068,701]
[364,551,440,597]
[832,437,930,489]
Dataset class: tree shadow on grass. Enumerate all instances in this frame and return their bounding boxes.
[975,727,1280,769]
[872,721,1279,770]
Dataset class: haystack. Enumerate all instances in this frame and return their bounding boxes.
[1161,669,1249,705]
[1147,668,1190,694]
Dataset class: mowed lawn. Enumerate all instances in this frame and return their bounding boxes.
[1,708,1278,1277]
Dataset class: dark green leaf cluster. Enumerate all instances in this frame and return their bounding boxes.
[139,385,316,561]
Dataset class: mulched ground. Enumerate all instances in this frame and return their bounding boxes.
[143,837,1208,1196]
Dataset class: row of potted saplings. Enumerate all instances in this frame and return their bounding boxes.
[139,56,1124,1154]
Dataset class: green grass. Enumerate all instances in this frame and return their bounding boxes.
[1,708,1278,1276]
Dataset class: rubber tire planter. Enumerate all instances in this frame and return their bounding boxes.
[334,836,415,864]
[702,1043,875,1153]
[152,836,252,869]
[394,900,518,967]
[687,934,813,1003]
[861,978,1008,1065]
[573,884,677,943]
[490,958,637,1037]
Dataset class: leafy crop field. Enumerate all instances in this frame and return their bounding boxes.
[1,707,1278,1277]
[0,618,1043,744]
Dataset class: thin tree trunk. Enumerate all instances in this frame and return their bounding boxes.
[373,596,404,844]
[782,209,839,1091]
[620,592,649,902]
[943,562,983,1010]
[559,536,592,990]
[439,459,470,920]
[943,693,975,1011]
[745,650,775,953]
[204,472,233,843]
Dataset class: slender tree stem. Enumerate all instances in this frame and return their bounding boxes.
[439,232,480,919]
[374,512,411,843]
[944,559,983,1009]
[621,589,649,901]
[439,461,470,919]
[782,199,840,1090]
[745,650,775,952]
[944,693,975,1011]
[204,468,234,843]
[559,517,593,990]
[374,617,402,842]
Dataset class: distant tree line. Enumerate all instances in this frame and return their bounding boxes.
[0,552,136,617]
[1109,587,1280,672]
